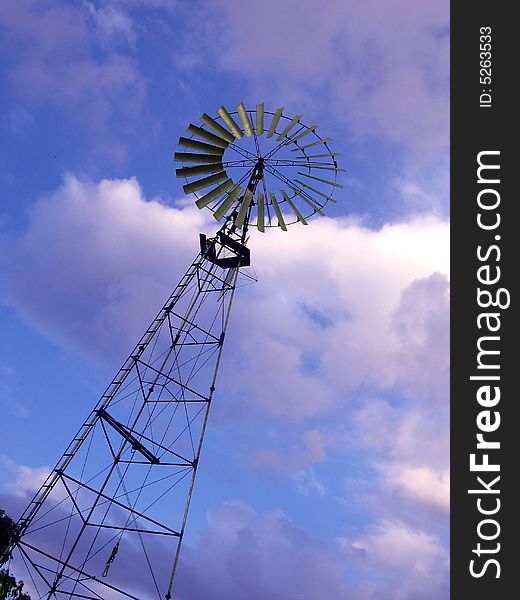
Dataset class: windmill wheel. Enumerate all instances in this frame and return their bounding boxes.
[174,103,344,232]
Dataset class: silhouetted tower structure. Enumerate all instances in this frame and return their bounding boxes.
[2,102,342,599]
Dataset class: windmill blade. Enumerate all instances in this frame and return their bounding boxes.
[178,137,225,155]
[284,125,318,145]
[187,124,229,148]
[269,192,287,231]
[183,172,228,195]
[217,106,243,139]
[300,165,345,172]
[295,152,341,159]
[281,190,308,225]
[237,103,254,137]
[174,152,226,164]
[290,137,333,151]
[288,186,326,215]
[297,172,344,188]
[213,184,243,220]
[195,179,235,209]
[256,103,264,136]
[294,179,337,203]
[200,113,235,143]
[257,192,265,232]
[276,115,302,141]
[266,107,284,138]
[176,163,223,178]
[235,188,253,229]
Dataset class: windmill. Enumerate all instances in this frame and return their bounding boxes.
[1,103,343,599]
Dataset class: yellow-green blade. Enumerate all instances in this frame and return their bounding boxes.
[195,179,235,209]
[237,103,253,137]
[183,171,227,194]
[176,163,223,178]
[213,184,243,220]
[294,179,336,203]
[269,192,287,231]
[235,188,253,229]
[299,165,345,172]
[200,113,235,143]
[266,107,284,138]
[217,106,243,139]
[288,186,325,215]
[187,124,229,148]
[285,125,318,144]
[297,172,344,188]
[281,190,308,225]
[174,152,226,164]
[256,103,264,136]
[284,124,318,145]
[178,137,225,155]
[257,192,265,232]
[290,137,333,151]
[295,152,341,159]
[276,114,302,141]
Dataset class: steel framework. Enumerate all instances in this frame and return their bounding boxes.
[3,216,252,600]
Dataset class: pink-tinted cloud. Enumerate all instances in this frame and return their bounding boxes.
[3,178,449,500]
[2,468,448,600]
[4,176,449,415]
[339,519,449,599]
[391,272,450,405]
[4,175,208,358]
[2,176,449,597]
[348,399,449,528]
[175,501,353,600]
[247,427,336,497]
[4,482,352,599]
[344,273,449,521]
[205,0,449,157]
[0,455,50,497]
[381,464,450,513]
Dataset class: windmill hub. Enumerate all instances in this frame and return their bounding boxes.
[250,158,265,191]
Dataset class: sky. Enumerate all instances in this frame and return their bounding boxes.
[0,1,449,599]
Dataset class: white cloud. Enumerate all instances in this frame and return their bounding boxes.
[84,2,136,47]
[1,455,50,497]
[226,219,449,419]
[348,399,449,523]
[384,465,450,513]
[2,175,450,597]
[339,520,449,599]
[4,177,449,419]
[4,175,209,358]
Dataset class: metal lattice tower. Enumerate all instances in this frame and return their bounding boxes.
[2,102,342,599]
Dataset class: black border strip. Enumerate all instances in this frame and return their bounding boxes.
[451,3,516,597]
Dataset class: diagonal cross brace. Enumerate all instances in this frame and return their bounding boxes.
[96,409,160,464]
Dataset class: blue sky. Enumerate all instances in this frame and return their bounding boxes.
[0,1,449,598]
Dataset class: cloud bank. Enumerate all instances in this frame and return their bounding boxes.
[2,175,449,598]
